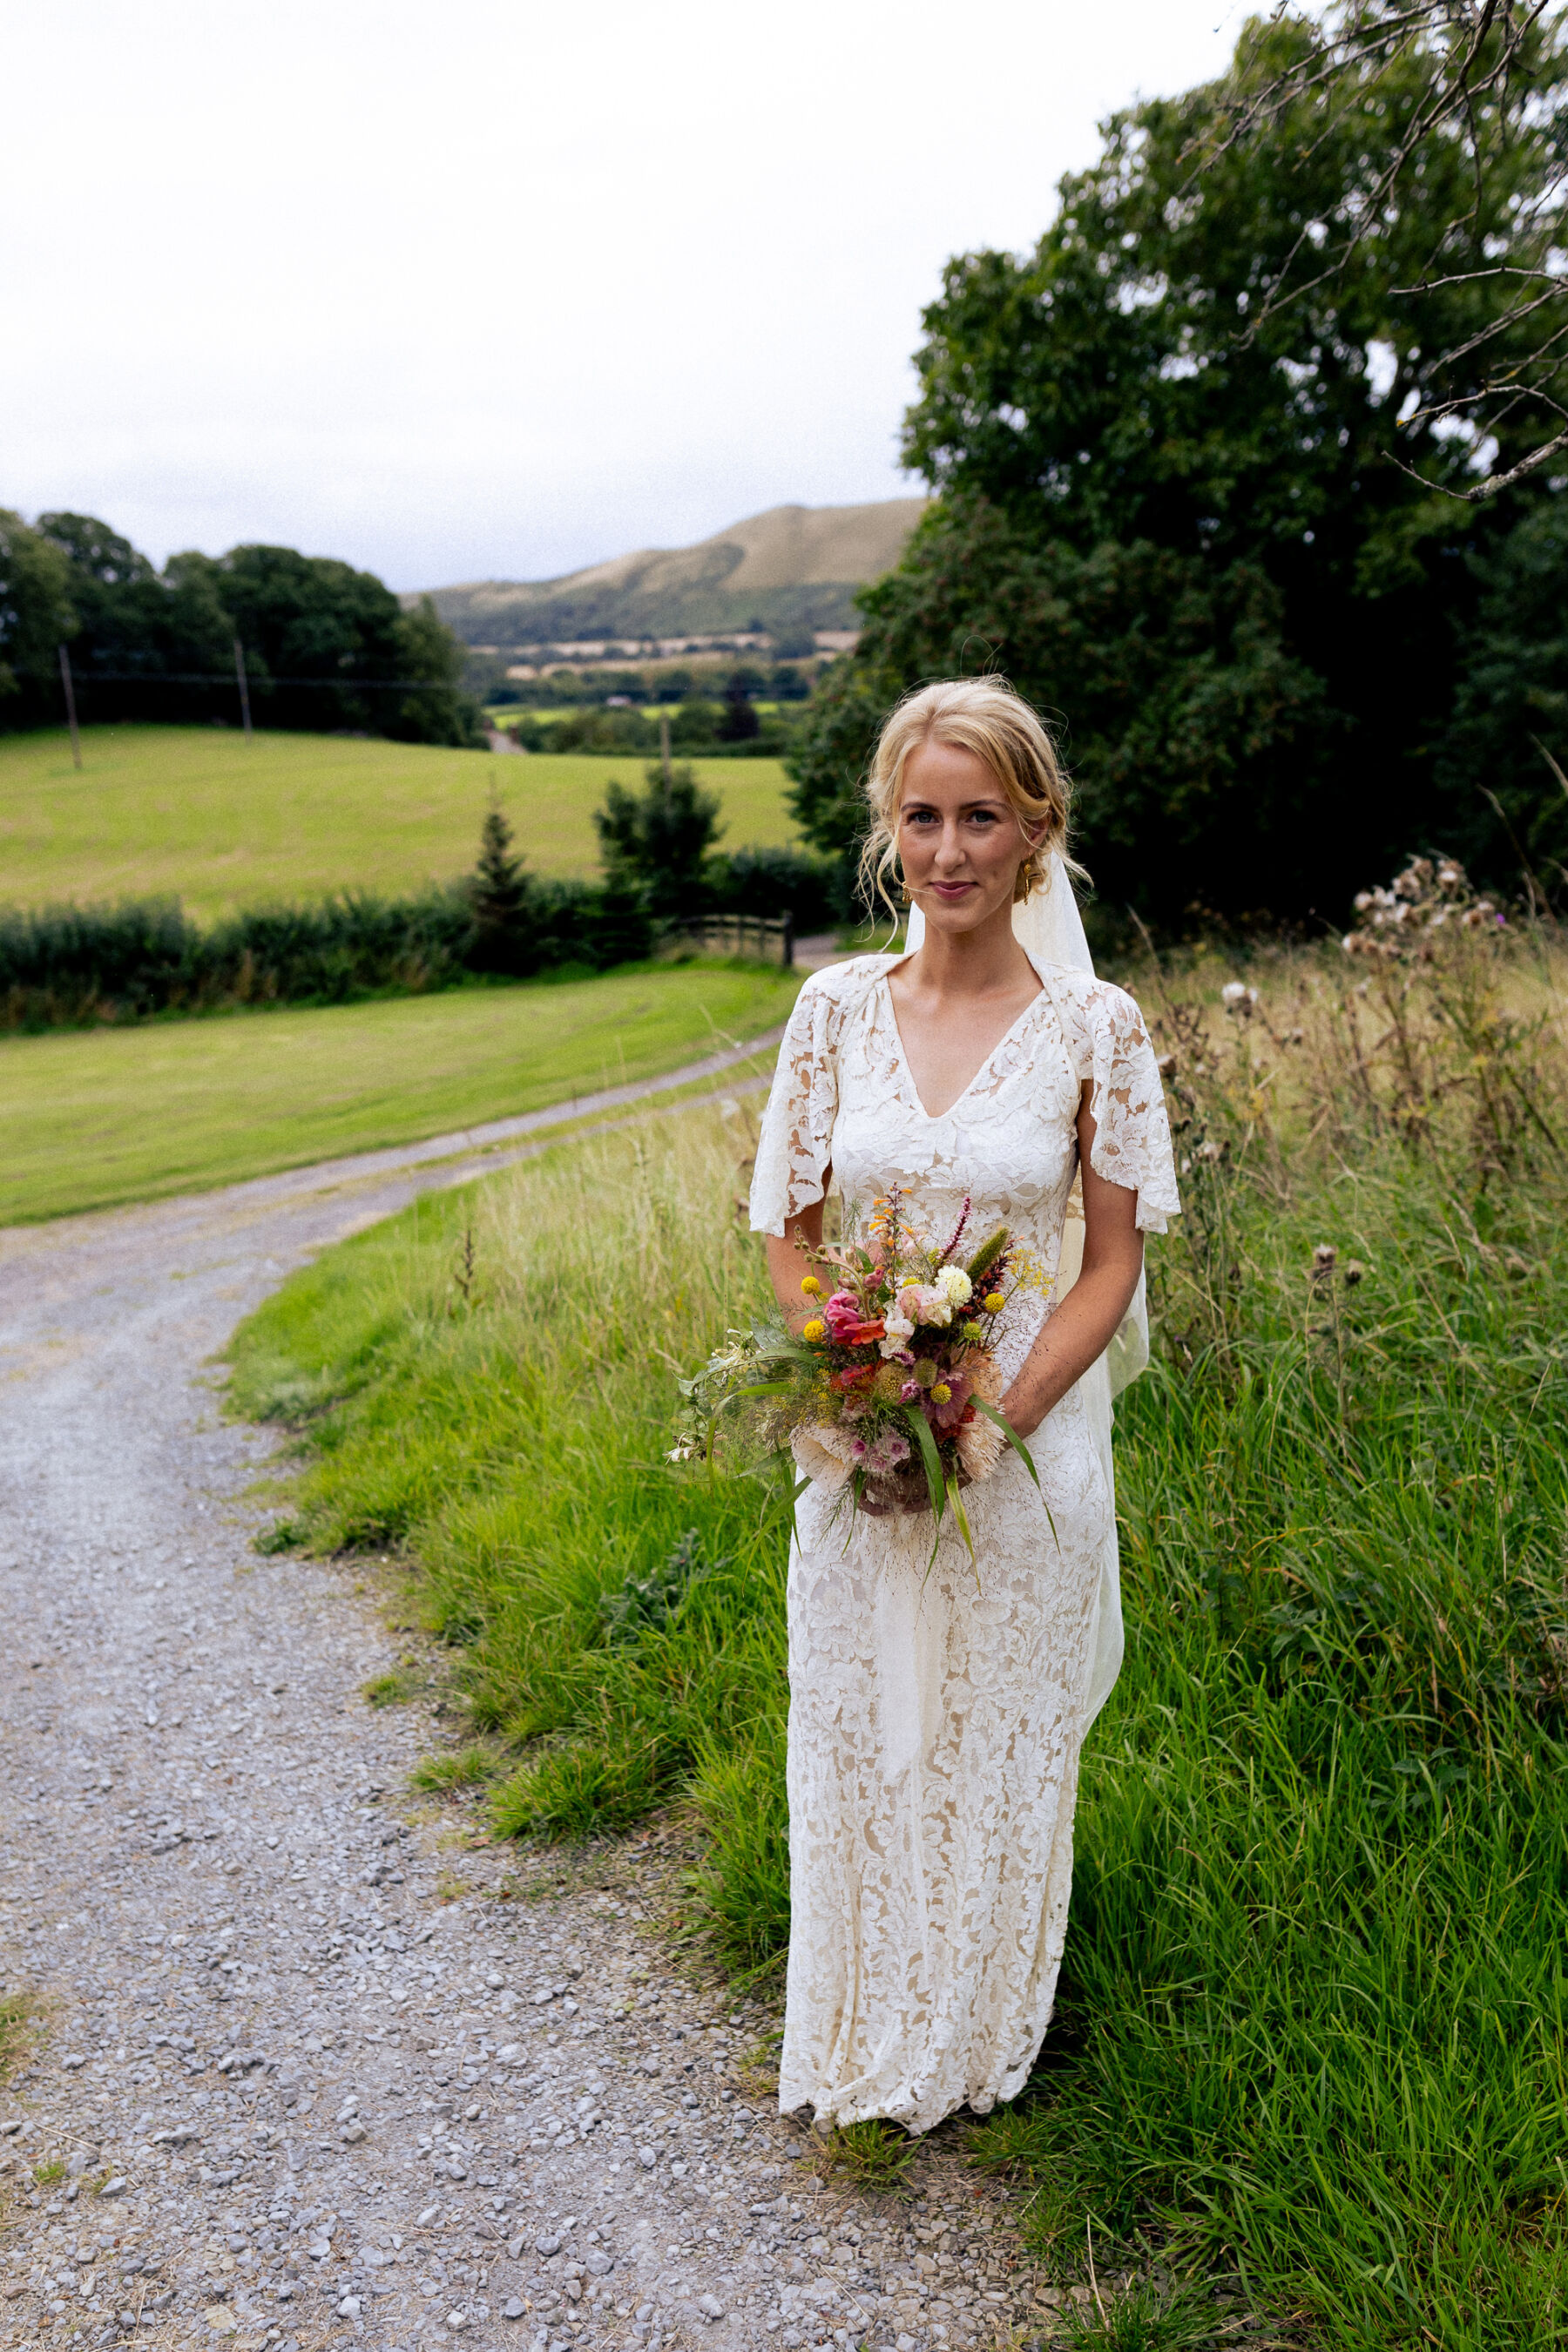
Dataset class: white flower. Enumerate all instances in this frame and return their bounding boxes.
[936,1266,973,1307]
[1220,980,1247,1005]
[879,1310,915,1358]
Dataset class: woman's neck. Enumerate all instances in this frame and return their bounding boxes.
[906,897,1034,998]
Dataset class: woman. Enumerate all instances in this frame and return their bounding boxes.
[748,677,1179,2134]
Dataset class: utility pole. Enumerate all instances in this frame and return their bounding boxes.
[57,644,83,771]
[233,639,253,743]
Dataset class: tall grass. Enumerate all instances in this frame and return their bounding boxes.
[229,876,1568,2348]
[226,1108,794,1969]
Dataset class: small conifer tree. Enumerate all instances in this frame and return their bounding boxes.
[469,790,532,970]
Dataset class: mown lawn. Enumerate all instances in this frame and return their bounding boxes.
[0,963,800,1221]
[229,926,1568,2349]
[0,726,798,919]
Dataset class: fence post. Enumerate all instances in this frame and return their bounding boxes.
[781,912,794,970]
[57,645,83,771]
[233,639,253,743]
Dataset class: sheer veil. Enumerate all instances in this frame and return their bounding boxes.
[902,851,1147,1720]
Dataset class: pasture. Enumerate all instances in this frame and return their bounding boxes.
[0,962,801,1222]
[0,726,798,920]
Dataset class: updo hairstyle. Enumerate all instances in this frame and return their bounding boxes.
[857,676,1078,923]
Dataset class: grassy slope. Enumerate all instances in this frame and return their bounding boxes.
[0,726,797,920]
[0,964,800,1221]
[228,949,1568,2349]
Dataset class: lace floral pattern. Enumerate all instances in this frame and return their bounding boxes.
[749,954,1179,2132]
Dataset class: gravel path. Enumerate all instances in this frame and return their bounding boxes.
[0,1119,1064,2352]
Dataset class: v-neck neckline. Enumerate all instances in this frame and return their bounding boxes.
[879,952,1051,1123]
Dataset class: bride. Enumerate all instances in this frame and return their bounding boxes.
[748,676,1179,2134]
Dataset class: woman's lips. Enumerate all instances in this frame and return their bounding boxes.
[929,881,975,899]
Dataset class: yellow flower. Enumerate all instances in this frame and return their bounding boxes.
[801,1275,822,1296]
[983,1292,1005,1314]
[929,1382,952,1405]
[802,1318,827,1342]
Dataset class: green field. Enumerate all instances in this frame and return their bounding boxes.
[0,963,800,1222]
[0,726,798,920]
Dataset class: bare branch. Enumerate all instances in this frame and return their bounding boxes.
[1184,0,1568,494]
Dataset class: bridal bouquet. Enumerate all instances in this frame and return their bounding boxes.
[671,1190,1045,1557]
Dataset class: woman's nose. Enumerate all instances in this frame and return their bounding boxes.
[933,823,967,868]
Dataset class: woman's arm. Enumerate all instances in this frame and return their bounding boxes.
[765,1182,829,1329]
[998,1096,1144,1439]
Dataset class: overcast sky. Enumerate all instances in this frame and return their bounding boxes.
[3,1,1245,591]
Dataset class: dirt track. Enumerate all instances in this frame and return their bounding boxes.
[0,1068,1049,2352]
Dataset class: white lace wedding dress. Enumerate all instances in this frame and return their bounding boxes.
[748,943,1179,2133]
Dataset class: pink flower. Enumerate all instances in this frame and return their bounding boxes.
[824,1290,866,1341]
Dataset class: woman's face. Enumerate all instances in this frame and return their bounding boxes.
[896,738,1039,936]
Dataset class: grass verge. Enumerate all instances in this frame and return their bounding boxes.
[0,725,796,919]
[0,961,798,1220]
[228,911,1568,2349]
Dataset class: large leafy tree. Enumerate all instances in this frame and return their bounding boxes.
[791,4,1568,925]
[0,513,75,727]
[36,512,234,722]
[1436,500,1568,889]
[168,544,481,746]
[2,514,482,746]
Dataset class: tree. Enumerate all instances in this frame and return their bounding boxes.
[392,596,487,748]
[164,543,483,746]
[468,793,534,972]
[36,511,233,723]
[788,3,1568,924]
[1187,3,1568,504]
[717,674,760,742]
[593,760,723,922]
[1436,501,1568,888]
[0,512,75,730]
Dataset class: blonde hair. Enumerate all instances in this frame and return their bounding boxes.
[857,676,1078,922]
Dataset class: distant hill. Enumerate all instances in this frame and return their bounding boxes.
[412,498,928,649]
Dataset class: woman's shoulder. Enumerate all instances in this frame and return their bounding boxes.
[789,952,899,1024]
[1033,963,1153,1054]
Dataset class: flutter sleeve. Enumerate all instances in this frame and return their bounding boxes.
[748,977,841,1237]
[1080,980,1182,1234]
